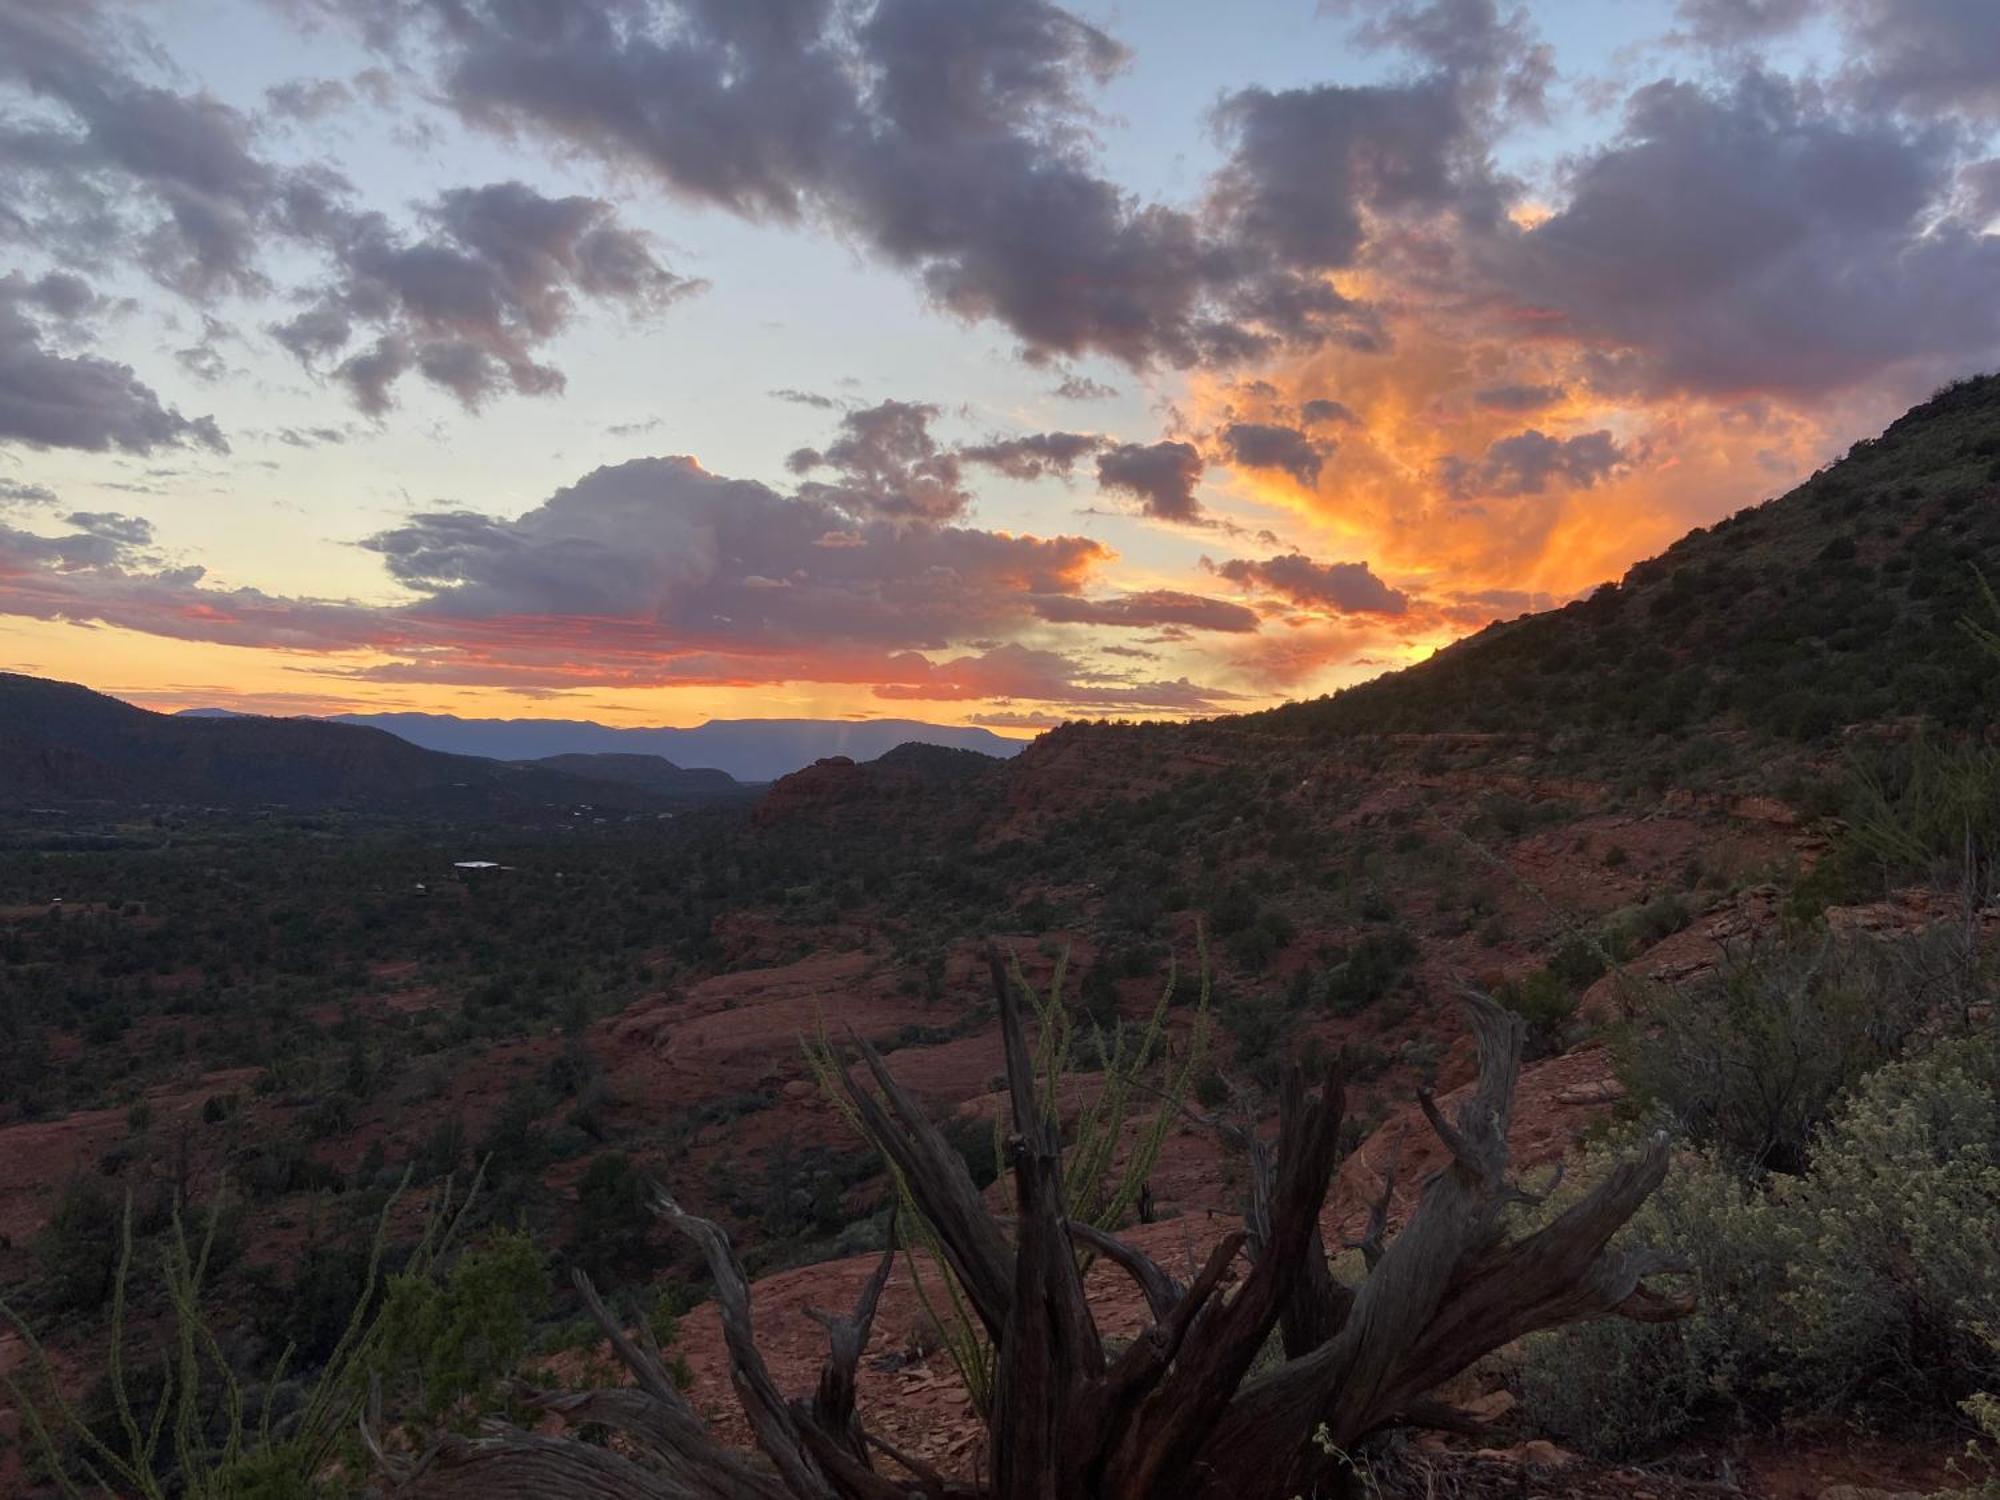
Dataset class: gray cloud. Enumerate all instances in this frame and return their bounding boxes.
[871,640,1237,712]
[0,274,225,453]
[1052,371,1118,400]
[296,0,1502,370]
[264,77,355,122]
[63,510,154,546]
[770,387,839,409]
[1837,0,2000,120]
[0,1,277,297]
[1436,428,1625,498]
[362,452,1105,653]
[0,477,57,506]
[0,505,163,571]
[1209,552,1410,616]
[1490,72,2000,397]
[1471,381,1565,411]
[1338,0,1555,120]
[1095,439,1205,521]
[0,6,700,418]
[1219,421,1330,487]
[276,425,348,448]
[1673,0,1814,48]
[1300,397,1359,426]
[273,179,698,414]
[1030,588,1259,632]
[787,399,971,522]
[1208,77,1484,274]
[958,430,1104,480]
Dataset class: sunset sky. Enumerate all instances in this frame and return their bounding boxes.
[3,0,1999,732]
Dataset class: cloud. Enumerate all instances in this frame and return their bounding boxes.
[264,77,354,122]
[1836,0,2000,120]
[0,478,58,506]
[276,426,348,448]
[967,709,1068,729]
[1436,428,1626,498]
[1030,589,1260,632]
[872,642,1235,712]
[0,1,278,297]
[1096,440,1205,521]
[63,510,154,547]
[0,507,164,572]
[1299,397,1359,427]
[605,417,665,437]
[1336,0,1555,119]
[1052,371,1118,400]
[1471,382,1565,412]
[273,180,700,414]
[1673,0,1814,48]
[787,399,970,522]
[0,4,705,421]
[1208,75,1483,275]
[1209,552,1410,616]
[770,387,839,409]
[362,453,1106,657]
[0,445,1158,704]
[958,430,1104,479]
[1219,421,1330,487]
[1487,72,2000,397]
[296,0,1497,370]
[0,274,226,453]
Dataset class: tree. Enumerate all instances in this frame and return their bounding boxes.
[570,1151,654,1283]
[378,960,1687,1500]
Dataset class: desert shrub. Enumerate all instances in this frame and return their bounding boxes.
[371,1229,550,1424]
[1546,932,1608,989]
[1322,928,1415,1016]
[1519,1144,1787,1457]
[1522,1030,2000,1458]
[1205,883,1259,937]
[38,1177,121,1313]
[1773,1032,2000,1412]
[1614,933,1939,1172]
[1226,907,1294,972]
[1492,967,1579,1060]
[570,1151,654,1282]
[4,1174,484,1499]
[1604,893,1692,955]
[1220,991,1294,1089]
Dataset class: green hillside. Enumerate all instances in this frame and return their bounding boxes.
[1253,373,2000,749]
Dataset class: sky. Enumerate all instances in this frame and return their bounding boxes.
[1,0,1998,733]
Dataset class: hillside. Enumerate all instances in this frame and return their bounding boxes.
[313,711,1026,781]
[0,674,677,813]
[521,752,747,801]
[1249,373,2000,753]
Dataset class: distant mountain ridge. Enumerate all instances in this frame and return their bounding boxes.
[0,675,733,813]
[178,709,1027,782]
[521,752,741,799]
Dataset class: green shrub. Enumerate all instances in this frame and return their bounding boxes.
[1321,928,1415,1016]
[372,1229,550,1423]
[1614,934,1936,1172]
[38,1178,120,1313]
[1519,1143,1786,1457]
[1774,1033,2000,1413]
[1492,967,1579,1060]
[1522,1030,2000,1458]
[570,1151,654,1282]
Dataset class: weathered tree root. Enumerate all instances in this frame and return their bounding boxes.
[378,959,1688,1500]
